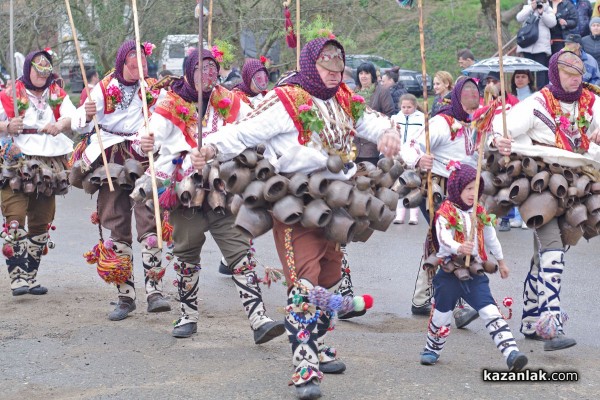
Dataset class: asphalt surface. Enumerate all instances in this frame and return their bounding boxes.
[0,190,598,400]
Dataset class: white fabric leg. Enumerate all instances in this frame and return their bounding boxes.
[537,249,565,333]
[479,304,519,359]
[412,262,433,308]
[520,257,540,335]
[231,260,274,331]
[424,308,452,355]
[113,240,135,300]
[174,258,201,327]
[140,235,164,298]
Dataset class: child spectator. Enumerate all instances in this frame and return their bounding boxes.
[392,93,424,225]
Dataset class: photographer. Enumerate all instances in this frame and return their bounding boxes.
[549,0,579,54]
[516,0,557,88]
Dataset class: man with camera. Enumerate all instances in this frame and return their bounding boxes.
[549,0,579,54]
[516,0,557,88]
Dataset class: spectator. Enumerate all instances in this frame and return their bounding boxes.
[78,69,99,106]
[457,48,487,94]
[354,62,395,164]
[510,69,536,100]
[380,67,407,114]
[482,71,519,107]
[516,1,557,88]
[549,0,579,54]
[343,66,356,90]
[570,0,592,37]
[431,70,453,116]
[564,33,600,84]
[581,16,600,65]
[391,93,424,225]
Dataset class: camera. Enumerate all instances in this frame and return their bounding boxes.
[536,0,543,9]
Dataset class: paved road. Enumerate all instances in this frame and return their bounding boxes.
[0,190,598,399]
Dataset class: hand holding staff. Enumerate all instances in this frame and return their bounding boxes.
[64,0,114,191]
[131,0,162,249]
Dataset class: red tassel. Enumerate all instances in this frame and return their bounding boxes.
[90,211,100,225]
[68,138,88,168]
[284,7,297,49]
[158,187,178,210]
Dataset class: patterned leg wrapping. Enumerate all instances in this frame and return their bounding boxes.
[479,304,519,359]
[317,280,343,370]
[3,228,29,291]
[412,262,433,308]
[338,244,354,298]
[521,257,540,336]
[231,262,274,331]
[25,233,48,290]
[537,250,565,333]
[113,240,135,301]
[424,308,452,356]
[285,280,323,387]
[173,259,201,328]
[141,235,164,298]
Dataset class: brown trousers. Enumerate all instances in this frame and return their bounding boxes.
[1,188,55,235]
[169,207,250,266]
[97,185,156,244]
[272,220,342,293]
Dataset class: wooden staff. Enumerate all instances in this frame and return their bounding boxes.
[197,0,205,148]
[465,0,507,267]
[9,0,18,117]
[296,0,300,70]
[417,0,433,225]
[64,0,114,191]
[131,0,162,249]
[207,0,213,47]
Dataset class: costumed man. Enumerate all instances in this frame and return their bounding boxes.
[190,37,400,400]
[0,50,75,296]
[401,78,481,328]
[232,57,270,107]
[136,48,285,343]
[491,50,600,351]
[71,40,170,321]
[216,57,271,276]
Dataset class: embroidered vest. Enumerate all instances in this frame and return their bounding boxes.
[154,92,198,149]
[0,80,66,121]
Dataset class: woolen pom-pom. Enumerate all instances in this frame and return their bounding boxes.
[340,296,354,314]
[328,293,343,311]
[2,243,14,258]
[353,296,365,312]
[362,294,374,309]
[104,239,114,249]
[145,235,158,248]
[502,297,513,308]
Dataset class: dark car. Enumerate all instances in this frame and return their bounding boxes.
[345,55,432,96]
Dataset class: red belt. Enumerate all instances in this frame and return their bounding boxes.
[22,129,41,134]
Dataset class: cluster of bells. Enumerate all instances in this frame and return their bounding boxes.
[481,152,600,246]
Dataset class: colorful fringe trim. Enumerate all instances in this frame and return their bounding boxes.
[83,240,132,285]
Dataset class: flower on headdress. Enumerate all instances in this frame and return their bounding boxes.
[259,55,271,68]
[211,45,224,63]
[143,42,156,56]
[446,160,461,173]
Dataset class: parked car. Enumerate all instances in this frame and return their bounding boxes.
[345,55,432,96]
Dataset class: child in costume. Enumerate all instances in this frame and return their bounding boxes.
[419,162,528,371]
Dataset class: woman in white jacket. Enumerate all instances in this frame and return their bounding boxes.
[516,0,557,88]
